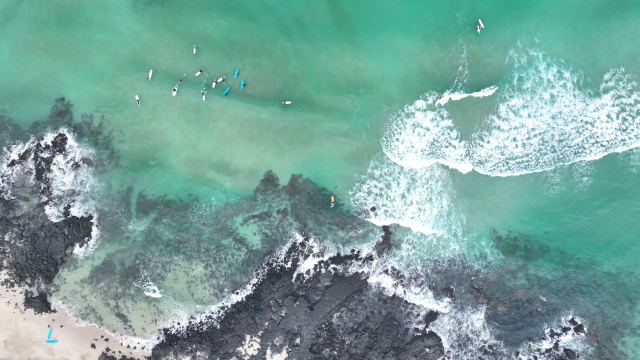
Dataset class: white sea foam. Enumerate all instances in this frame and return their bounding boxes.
[349,154,462,236]
[134,276,163,298]
[382,93,472,173]
[435,86,499,106]
[470,48,640,176]
[428,306,506,359]
[516,313,592,360]
[382,46,640,178]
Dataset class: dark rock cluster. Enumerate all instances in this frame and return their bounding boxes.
[0,134,94,292]
[0,99,103,310]
[149,232,444,360]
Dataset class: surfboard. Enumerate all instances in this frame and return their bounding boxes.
[218,76,225,83]
[135,95,140,106]
[281,100,292,106]
[234,68,239,78]
[479,19,484,28]
[212,80,216,88]
[331,196,335,207]
[147,70,153,81]
[173,85,178,96]
[202,91,206,101]
[240,79,245,89]
[193,45,196,54]
[223,87,230,96]
[195,70,202,76]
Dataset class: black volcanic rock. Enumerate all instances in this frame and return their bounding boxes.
[149,234,444,360]
[23,291,55,314]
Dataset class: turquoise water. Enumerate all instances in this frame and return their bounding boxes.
[2,0,640,357]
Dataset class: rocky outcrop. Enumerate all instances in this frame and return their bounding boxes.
[149,233,444,360]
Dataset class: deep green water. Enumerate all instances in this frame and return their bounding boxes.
[2,0,640,357]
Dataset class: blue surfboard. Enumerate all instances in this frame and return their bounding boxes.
[240,79,245,89]
[234,68,239,78]
[223,87,230,95]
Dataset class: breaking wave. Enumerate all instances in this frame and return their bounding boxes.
[349,154,463,236]
[382,45,640,177]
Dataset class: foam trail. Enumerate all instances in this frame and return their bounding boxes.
[435,85,498,106]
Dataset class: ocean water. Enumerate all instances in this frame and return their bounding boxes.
[3,0,640,358]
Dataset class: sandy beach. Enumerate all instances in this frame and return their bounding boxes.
[0,282,150,360]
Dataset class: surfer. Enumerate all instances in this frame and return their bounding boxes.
[331,196,335,208]
[193,45,196,54]
[201,90,206,101]
[281,100,292,107]
[212,79,217,88]
[173,80,181,96]
[195,70,203,76]
[135,95,140,106]
[234,68,239,78]
[217,75,226,84]
[147,70,153,81]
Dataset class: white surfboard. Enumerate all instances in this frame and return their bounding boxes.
[281,100,292,107]
[147,70,153,81]
[202,91,206,101]
[479,19,484,28]
[172,85,178,96]
[135,95,140,106]
[193,45,196,54]
[217,76,225,83]
[195,70,203,76]
[211,80,217,88]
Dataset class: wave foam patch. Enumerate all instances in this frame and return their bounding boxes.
[381,93,472,173]
[382,46,640,178]
[428,306,506,359]
[134,277,163,298]
[350,154,462,236]
[470,48,640,176]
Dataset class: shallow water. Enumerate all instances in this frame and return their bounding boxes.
[2,0,640,358]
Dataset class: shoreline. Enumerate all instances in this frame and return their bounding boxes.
[0,282,149,360]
